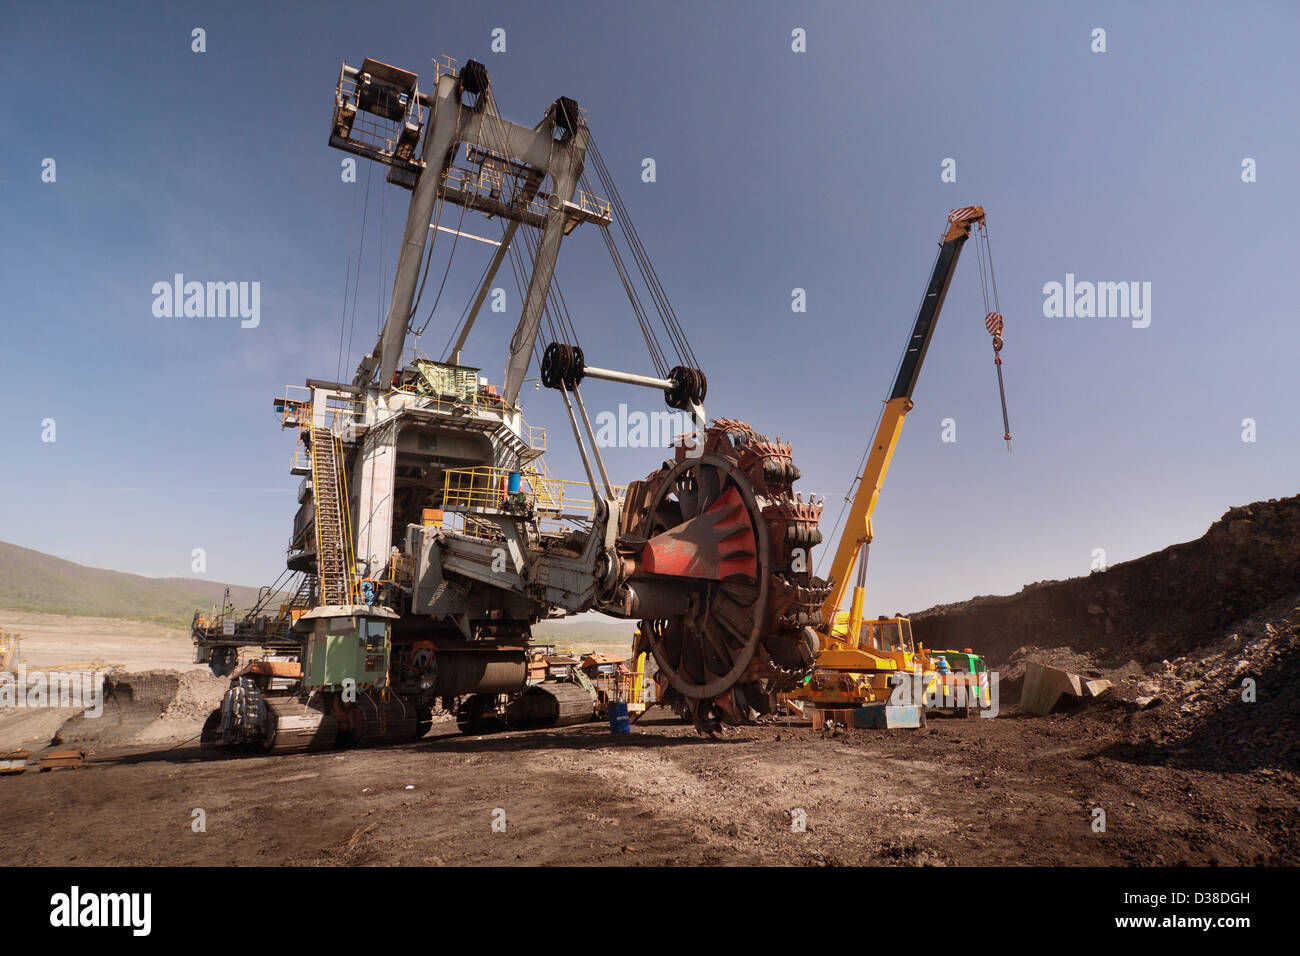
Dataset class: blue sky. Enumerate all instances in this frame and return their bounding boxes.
[2,0,1296,617]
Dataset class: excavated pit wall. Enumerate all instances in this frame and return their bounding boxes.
[910,495,1300,670]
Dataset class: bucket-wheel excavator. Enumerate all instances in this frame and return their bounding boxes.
[783,206,1007,723]
[194,55,828,750]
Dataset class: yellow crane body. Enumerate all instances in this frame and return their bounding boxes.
[785,207,987,713]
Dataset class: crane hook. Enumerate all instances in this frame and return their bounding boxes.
[985,312,1012,447]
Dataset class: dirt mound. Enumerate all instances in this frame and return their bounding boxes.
[133,669,230,744]
[910,495,1300,778]
[911,495,1300,670]
[1099,595,1300,777]
[53,669,227,751]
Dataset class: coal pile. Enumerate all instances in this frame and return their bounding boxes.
[910,495,1300,776]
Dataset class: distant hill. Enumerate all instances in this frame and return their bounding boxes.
[532,616,637,658]
[0,541,264,628]
[0,541,640,642]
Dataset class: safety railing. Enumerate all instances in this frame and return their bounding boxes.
[281,386,363,472]
[375,379,545,455]
[431,54,458,84]
[441,466,624,520]
[289,442,311,474]
[280,381,546,473]
[335,429,359,606]
[584,656,655,710]
[277,385,313,429]
[334,61,427,162]
[282,372,534,425]
[574,188,613,221]
[278,386,361,432]
[439,165,611,226]
[384,551,414,586]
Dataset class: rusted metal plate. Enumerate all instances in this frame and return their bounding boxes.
[236,659,303,679]
[0,750,32,775]
[38,749,86,772]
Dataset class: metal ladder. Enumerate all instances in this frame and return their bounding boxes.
[310,427,353,606]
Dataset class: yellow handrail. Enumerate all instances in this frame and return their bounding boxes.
[309,426,357,606]
[335,431,357,605]
[441,466,624,519]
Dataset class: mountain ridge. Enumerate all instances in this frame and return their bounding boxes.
[0,540,264,627]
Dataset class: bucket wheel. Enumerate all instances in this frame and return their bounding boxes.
[626,420,829,731]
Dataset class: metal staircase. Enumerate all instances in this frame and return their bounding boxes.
[276,573,316,625]
[492,420,545,465]
[310,427,354,606]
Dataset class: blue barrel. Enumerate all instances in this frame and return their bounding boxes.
[608,701,631,734]
[507,471,522,495]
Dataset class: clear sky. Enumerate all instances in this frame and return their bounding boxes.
[2,0,1296,617]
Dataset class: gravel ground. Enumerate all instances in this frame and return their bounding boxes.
[0,700,1295,867]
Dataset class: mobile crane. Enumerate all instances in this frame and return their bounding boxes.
[785,206,1004,724]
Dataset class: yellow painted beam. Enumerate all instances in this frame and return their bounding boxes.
[819,395,912,626]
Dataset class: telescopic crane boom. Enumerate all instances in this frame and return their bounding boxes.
[819,206,985,630]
